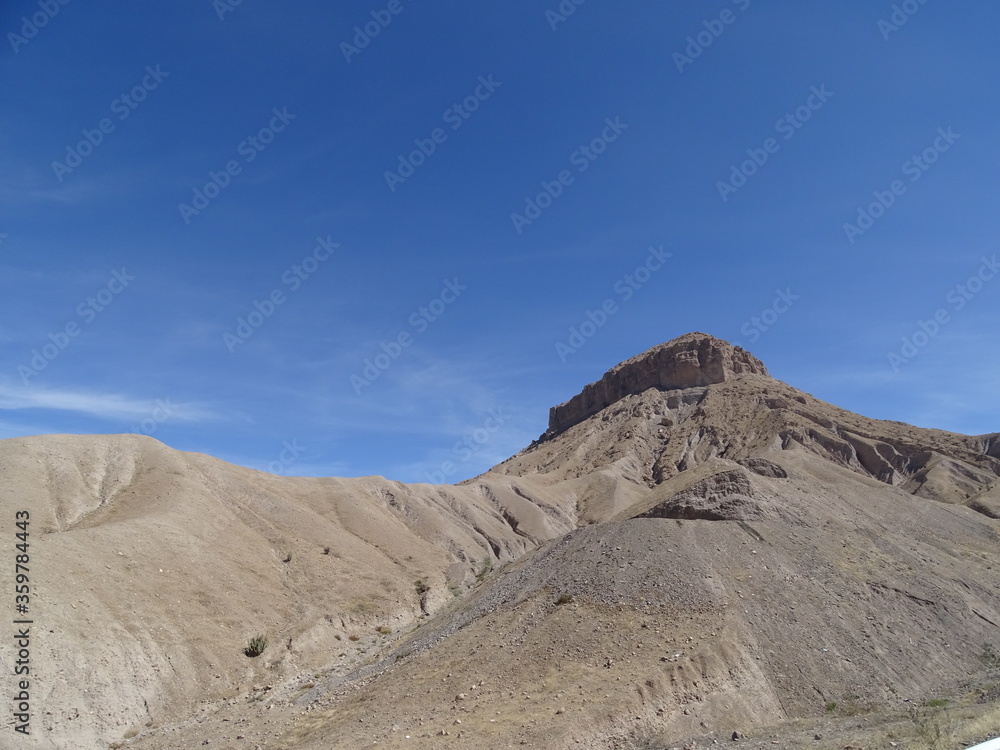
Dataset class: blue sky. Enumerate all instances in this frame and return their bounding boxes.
[2,1,998,483]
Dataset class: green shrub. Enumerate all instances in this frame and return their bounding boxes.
[244,634,268,658]
[824,701,837,712]
[981,642,1000,668]
[476,557,493,582]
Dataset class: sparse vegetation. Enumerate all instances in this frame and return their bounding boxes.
[447,582,462,597]
[825,701,837,712]
[907,703,946,749]
[954,703,1000,748]
[244,634,268,658]
[348,634,360,641]
[837,697,876,717]
[376,626,392,635]
[924,698,950,708]
[414,579,430,596]
[346,598,378,615]
[980,642,1000,668]
[476,557,493,582]
[555,593,574,605]
[322,546,331,555]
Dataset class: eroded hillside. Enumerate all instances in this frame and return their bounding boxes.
[2,333,998,749]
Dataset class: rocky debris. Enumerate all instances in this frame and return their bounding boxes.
[736,458,788,479]
[637,468,777,522]
[546,332,769,436]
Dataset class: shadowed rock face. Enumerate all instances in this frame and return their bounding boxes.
[546,332,769,436]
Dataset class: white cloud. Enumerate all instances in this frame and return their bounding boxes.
[0,383,219,423]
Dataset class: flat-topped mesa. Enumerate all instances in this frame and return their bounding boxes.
[547,333,770,436]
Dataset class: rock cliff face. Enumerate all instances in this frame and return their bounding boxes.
[546,332,770,436]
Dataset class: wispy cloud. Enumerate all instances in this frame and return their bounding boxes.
[0,162,153,208]
[325,351,524,435]
[0,383,220,423]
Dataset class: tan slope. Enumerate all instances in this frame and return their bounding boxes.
[492,334,999,520]
[0,434,581,749]
[5,332,999,750]
[128,448,1000,750]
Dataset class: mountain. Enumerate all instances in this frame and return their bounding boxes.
[2,333,998,750]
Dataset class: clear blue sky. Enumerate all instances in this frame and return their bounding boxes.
[2,1,998,482]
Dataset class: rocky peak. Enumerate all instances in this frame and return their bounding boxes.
[546,333,769,436]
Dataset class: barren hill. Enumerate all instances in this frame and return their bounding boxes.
[2,333,998,750]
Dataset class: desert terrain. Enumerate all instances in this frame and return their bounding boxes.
[1,333,998,749]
